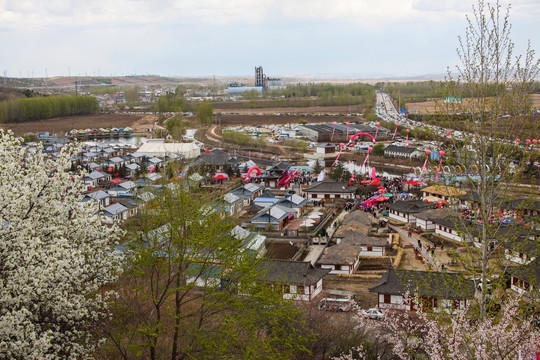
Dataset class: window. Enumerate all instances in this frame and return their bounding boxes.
[367,246,373,252]
[324,194,330,199]
[384,294,391,303]
[335,265,342,270]
[298,285,305,294]
[335,194,340,199]
[312,194,317,199]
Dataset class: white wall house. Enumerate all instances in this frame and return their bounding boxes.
[258,260,330,302]
[318,243,361,275]
[369,269,475,313]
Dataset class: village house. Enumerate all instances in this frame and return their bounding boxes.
[186,263,228,288]
[220,192,244,216]
[421,185,467,204]
[99,203,130,224]
[508,259,539,297]
[274,194,309,217]
[104,156,127,168]
[502,235,540,265]
[386,200,432,225]
[369,268,475,312]
[383,145,422,160]
[192,148,240,170]
[412,209,447,231]
[431,216,473,243]
[230,225,267,258]
[265,162,291,188]
[302,178,357,201]
[501,199,540,217]
[315,143,336,158]
[257,259,330,301]
[82,170,111,191]
[80,190,110,209]
[318,243,361,275]
[231,182,265,205]
[244,205,295,231]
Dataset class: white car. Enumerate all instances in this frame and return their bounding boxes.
[362,308,385,320]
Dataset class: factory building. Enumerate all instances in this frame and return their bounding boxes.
[299,123,388,143]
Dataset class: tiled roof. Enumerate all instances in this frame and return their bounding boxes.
[257,259,330,286]
[303,178,357,193]
[508,259,540,286]
[369,268,475,299]
[386,200,432,213]
[384,145,417,154]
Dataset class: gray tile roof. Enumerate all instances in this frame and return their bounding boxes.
[303,178,357,193]
[508,259,540,286]
[369,268,475,300]
[257,259,330,286]
[386,200,432,214]
[384,145,417,154]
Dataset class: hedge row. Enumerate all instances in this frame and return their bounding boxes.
[0,96,98,123]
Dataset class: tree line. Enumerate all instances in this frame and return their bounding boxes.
[0,96,98,123]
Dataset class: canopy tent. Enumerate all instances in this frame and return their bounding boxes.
[213,173,229,180]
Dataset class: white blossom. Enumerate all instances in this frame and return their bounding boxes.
[0,130,123,359]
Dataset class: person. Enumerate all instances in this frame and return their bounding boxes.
[418,240,422,249]
[431,248,435,256]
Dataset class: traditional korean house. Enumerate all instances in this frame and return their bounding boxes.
[383,145,422,160]
[386,200,432,225]
[508,259,539,297]
[412,209,448,231]
[265,162,291,188]
[369,268,475,312]
[318,243,361,275]
[257,259,330,301]
[302,178,357,201]
[503,235,540,265]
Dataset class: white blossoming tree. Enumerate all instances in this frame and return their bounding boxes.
[0,130,123,359]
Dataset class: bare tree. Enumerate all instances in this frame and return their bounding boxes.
[437,0,540,319]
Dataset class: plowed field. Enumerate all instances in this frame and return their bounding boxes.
[1,114,145,135]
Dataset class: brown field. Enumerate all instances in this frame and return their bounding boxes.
[214,113,363,126]
[213,102,365,115]
[406,94,540,114]
[0,114,146,135]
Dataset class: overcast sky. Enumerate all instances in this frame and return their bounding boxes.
[1,0,538,79]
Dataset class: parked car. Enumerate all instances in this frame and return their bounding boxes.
[318,298,355,312]
[362,308,385,320]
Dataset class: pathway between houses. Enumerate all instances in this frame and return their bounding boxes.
[389,224,443,271]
